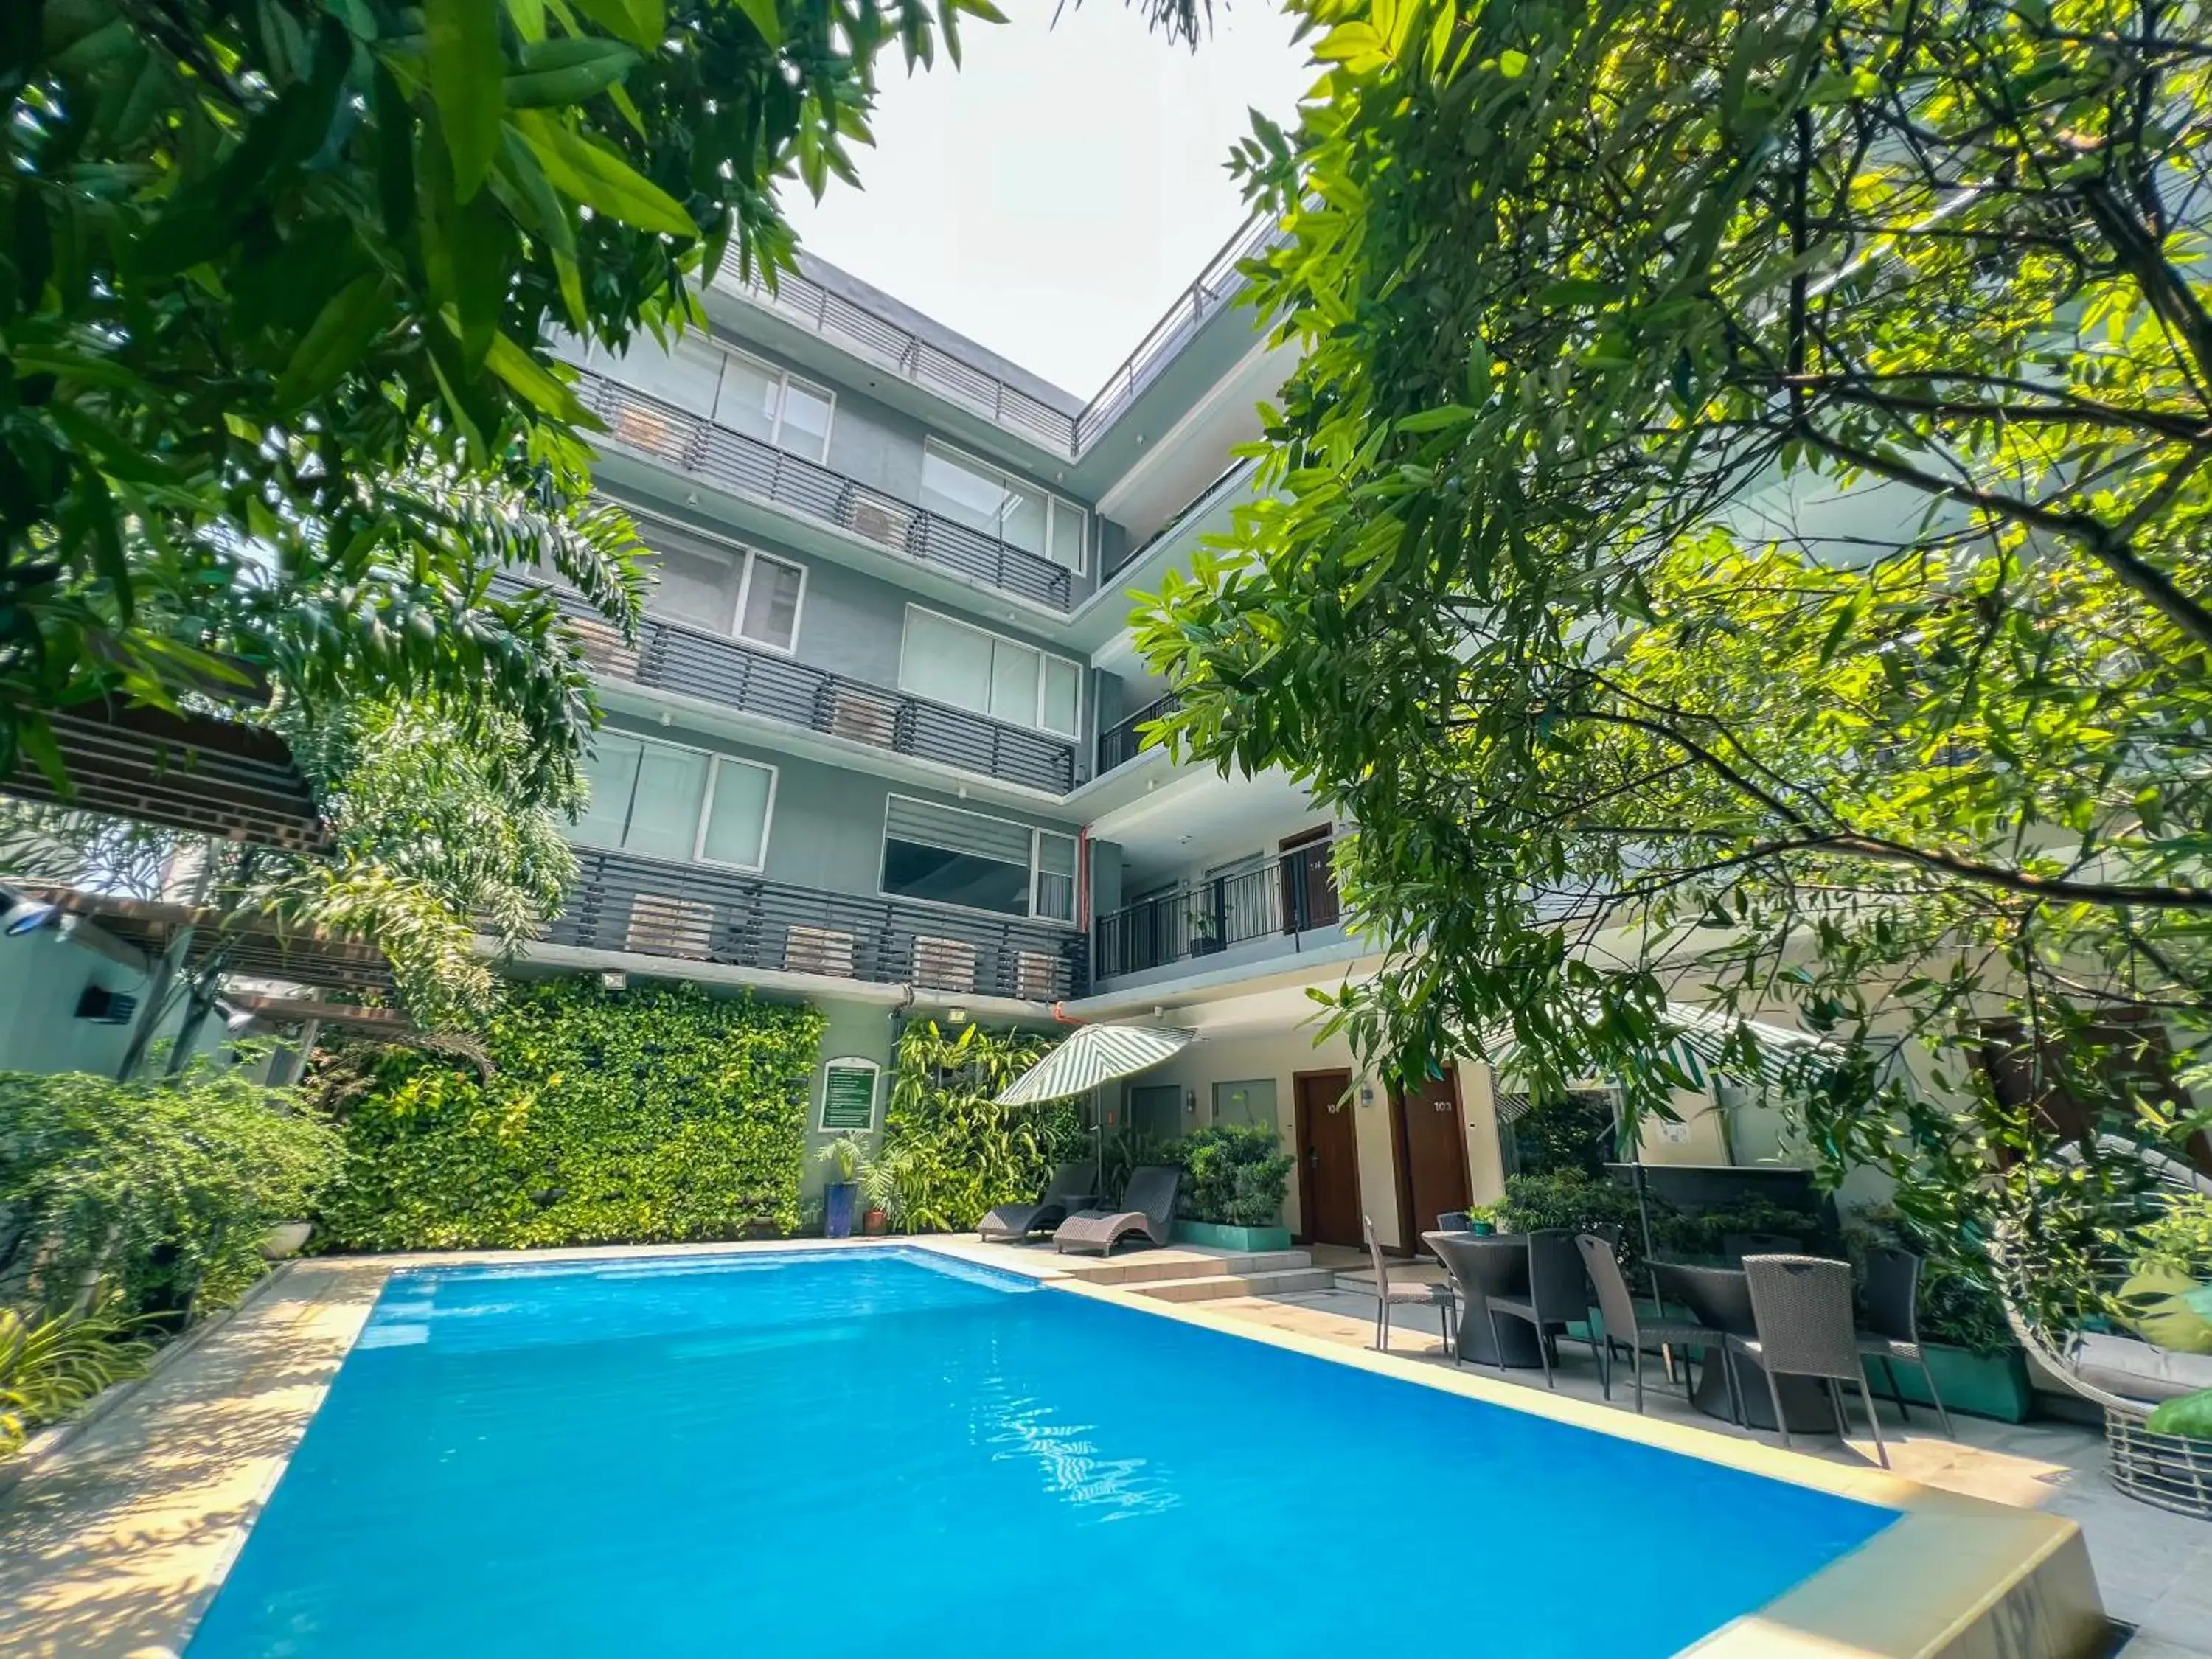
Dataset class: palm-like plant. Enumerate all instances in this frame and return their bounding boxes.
[0,1307,156,1455]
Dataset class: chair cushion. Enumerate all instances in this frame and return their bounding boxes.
[2075,1332,2212,1404]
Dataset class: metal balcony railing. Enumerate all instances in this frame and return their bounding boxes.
[501,578,1076,794]
[1095,691,1180,776]
[574,372,1076,611]
[549,848,1087,1001]
[720,267,1080,454]
[1074,212,1281,452]
[717,212,1284,461]
[1093,841,1340,981]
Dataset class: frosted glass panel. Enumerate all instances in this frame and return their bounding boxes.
[618,335,723,416]
[739,554,804,651]
[625,745,710,861]
[645,543,741,627]
[779,381,833,462]
[1034,832,1076,921]
[919,446,1007,536]
[902,610,992,712]
[1041,658,1080,737]
[989,638,1040,724]
[717,355,780,442]
[1047,499,1087,571]
[573,734,643,849]
[998,481,1047,557]
[700,759,773,868]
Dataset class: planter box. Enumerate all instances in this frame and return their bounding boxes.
[1863,1343,2035,1424]
[1173,1221,1292,1252]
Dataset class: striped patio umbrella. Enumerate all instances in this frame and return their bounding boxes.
[995,1022,1196,1106]
[1482,1001,1837,1090]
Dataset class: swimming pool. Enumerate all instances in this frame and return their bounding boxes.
[185,1248,1899,1658]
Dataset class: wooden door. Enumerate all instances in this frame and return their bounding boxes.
[1294,1069,1362,1249]
[1392,1068,1472,1253]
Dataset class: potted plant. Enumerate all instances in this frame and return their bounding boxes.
[858,1149,908,1237]
[815,1135,868,1239]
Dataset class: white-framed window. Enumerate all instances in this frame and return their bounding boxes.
[733,549,807,653]
[717,349,836,464]
[897,605,1082,739]
[919,440,1087,573]
[573,732,777,872]
[880,794,1079,923]
[594,336,834,463]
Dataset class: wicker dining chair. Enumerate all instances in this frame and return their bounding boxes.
[1857,1246,1955,1441]
[1361,1214,1458,1356]
[1577,1233,1739,1419]
[1733,1254,1889,1467]
[1483,1228,1597,1389]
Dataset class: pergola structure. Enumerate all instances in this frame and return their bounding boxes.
[8,884,393,998]
[1,698,328,852]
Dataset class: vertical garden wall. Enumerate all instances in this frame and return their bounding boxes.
[309,978,822,1251]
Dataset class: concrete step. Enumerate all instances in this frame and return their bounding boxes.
[1132,1267,1340,1303]
[1054,1248,1311,1286]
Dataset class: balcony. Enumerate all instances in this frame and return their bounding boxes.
[547,849,1087,1001]
[720,267,1079,455]
[1093,840,1340,981]
[503,578,1076,794]
[1095,691,1180,776]
[574,371,1076,611]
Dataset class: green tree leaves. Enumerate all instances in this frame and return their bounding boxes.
[509,109,696,238]
[1141,0,2212,1329]
[429,0,507,201]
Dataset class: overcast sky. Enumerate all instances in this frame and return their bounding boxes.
[782,1,1314,397]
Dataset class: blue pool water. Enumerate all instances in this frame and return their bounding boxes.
[187,1250,1896,1657]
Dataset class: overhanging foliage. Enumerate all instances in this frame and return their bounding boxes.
[1141,0,2212,1327]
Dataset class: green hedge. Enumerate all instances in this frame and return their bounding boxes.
[880,1020,1086,1232]
[310,978,821,1251]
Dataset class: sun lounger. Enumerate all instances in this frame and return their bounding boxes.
[978,1162,1098,1242]
[1053,1165,1180,1256]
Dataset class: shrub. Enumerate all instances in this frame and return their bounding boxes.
[0,1062,341,1321]
[1496,1170,1651,1274]
[880,1021,1086,1232]
[308,978,821,1250]
[1175,1124,1294,1228]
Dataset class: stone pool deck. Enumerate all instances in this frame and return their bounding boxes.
[0,1237,2185,1658]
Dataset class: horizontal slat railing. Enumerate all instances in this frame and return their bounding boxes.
[1074,212,1281,452]
[547,848,1087,1001]
[1093,841,1339,981]
[500,577,1075,793]
[574,372,1075,611]
[720,268,1081,454]
[1095,690,1181,776]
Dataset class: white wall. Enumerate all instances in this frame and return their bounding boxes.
[0,927,208,1077]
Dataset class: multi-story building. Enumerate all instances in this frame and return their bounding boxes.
[525,217,1517,1256]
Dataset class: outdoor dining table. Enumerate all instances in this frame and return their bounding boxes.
[1421,1230,1546,1369]
[1649,1257,1842,1434]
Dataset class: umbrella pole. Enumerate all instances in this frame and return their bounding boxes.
[1615,1093,1661,1305]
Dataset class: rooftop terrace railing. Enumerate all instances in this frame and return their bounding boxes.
[501,577,1077,794]
[719,266,1080,454]
[548,847,1087,1001]
[1093,840,1339,981]
[716,212,1284,461]
[1073,212,1281,453]
[575,371,1076,611]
